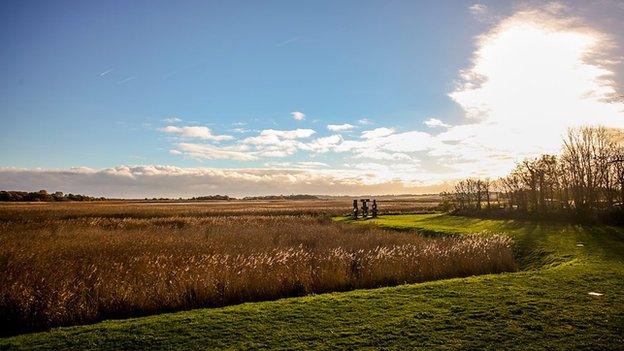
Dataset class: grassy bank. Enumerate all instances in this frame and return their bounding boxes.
[2,214,623,350]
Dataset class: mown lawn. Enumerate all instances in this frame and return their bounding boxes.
[2,214,623,350]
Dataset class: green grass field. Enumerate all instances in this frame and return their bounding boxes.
[2,214,623,350]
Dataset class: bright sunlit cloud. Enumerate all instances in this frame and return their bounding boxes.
[444,4,624,177]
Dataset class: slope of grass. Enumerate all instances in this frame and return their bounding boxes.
[2,214,623,350]
[335,213,624,268]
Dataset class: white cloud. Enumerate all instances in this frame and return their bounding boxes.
[163,117,182,123]
[99,69,113,77]
[265,161,330,169]
[356,150,413,161]
[256,148,299,158]
[272,129,316,139]
[118,76,135,84]
[469,4,487,16]
[331,129,434,163]
[423,118,451,128]
[378,131,437,152]
[229,128,250,133]
[242,129,317,158]
[358,118,373,125]
[361,127,394,139]
[165,128,321,161]
[297,161,330,168]
[469,3,496,23]
[327,123,355,132]
[174,143,256,161]
[243,129,314,145]
[304,135,343,153]
[160,126,234,141]
[291,111,305,121]
[276,37,301,47]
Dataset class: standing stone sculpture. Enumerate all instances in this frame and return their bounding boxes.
[361,199,370,218]
[371,199,378,218]
[350,198,378,220]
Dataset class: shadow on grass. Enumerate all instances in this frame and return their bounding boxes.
[341,213,624,271]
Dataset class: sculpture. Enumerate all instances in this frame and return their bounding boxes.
[371,199,378,218]
[351,198,378,219]
[361,199,370,218]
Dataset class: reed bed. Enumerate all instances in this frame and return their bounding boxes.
[0,202,515,335]
[0,199,437,222]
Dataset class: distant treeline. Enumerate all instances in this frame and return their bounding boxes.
[145,194,318,201]
[0,190,104,202]
[0,191,320,202]
[243,194,319,200]
[190,195,234,201]
[447,126,624,224]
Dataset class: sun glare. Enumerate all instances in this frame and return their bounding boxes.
[449,10,624,169]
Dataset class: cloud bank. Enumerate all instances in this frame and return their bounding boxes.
[0,166,448,198]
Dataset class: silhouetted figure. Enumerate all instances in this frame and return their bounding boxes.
[352,199,359,219]
[371,199,378,218]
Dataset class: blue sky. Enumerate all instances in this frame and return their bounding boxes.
[1,1,624,197]
[1,0,489,168]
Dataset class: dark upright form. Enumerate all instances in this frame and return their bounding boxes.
[361,199,369,218]
[371,199,378,218]
[352,199,359,219]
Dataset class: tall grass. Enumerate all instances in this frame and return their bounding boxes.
[0,202,515,335]
[0,199,437,222]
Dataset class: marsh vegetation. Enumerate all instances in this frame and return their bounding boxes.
[0,201,515,335]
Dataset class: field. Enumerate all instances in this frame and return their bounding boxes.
[0,198,436,221]
[0,199,516,336]
[1,202,623,350]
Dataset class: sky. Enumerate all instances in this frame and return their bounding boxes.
[1,0,624,197]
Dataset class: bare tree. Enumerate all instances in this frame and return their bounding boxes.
[451,126,624,223]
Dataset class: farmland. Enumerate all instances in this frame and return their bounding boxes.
[0,199,517,336]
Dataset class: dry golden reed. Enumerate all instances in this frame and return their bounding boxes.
[0,201,515,335]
